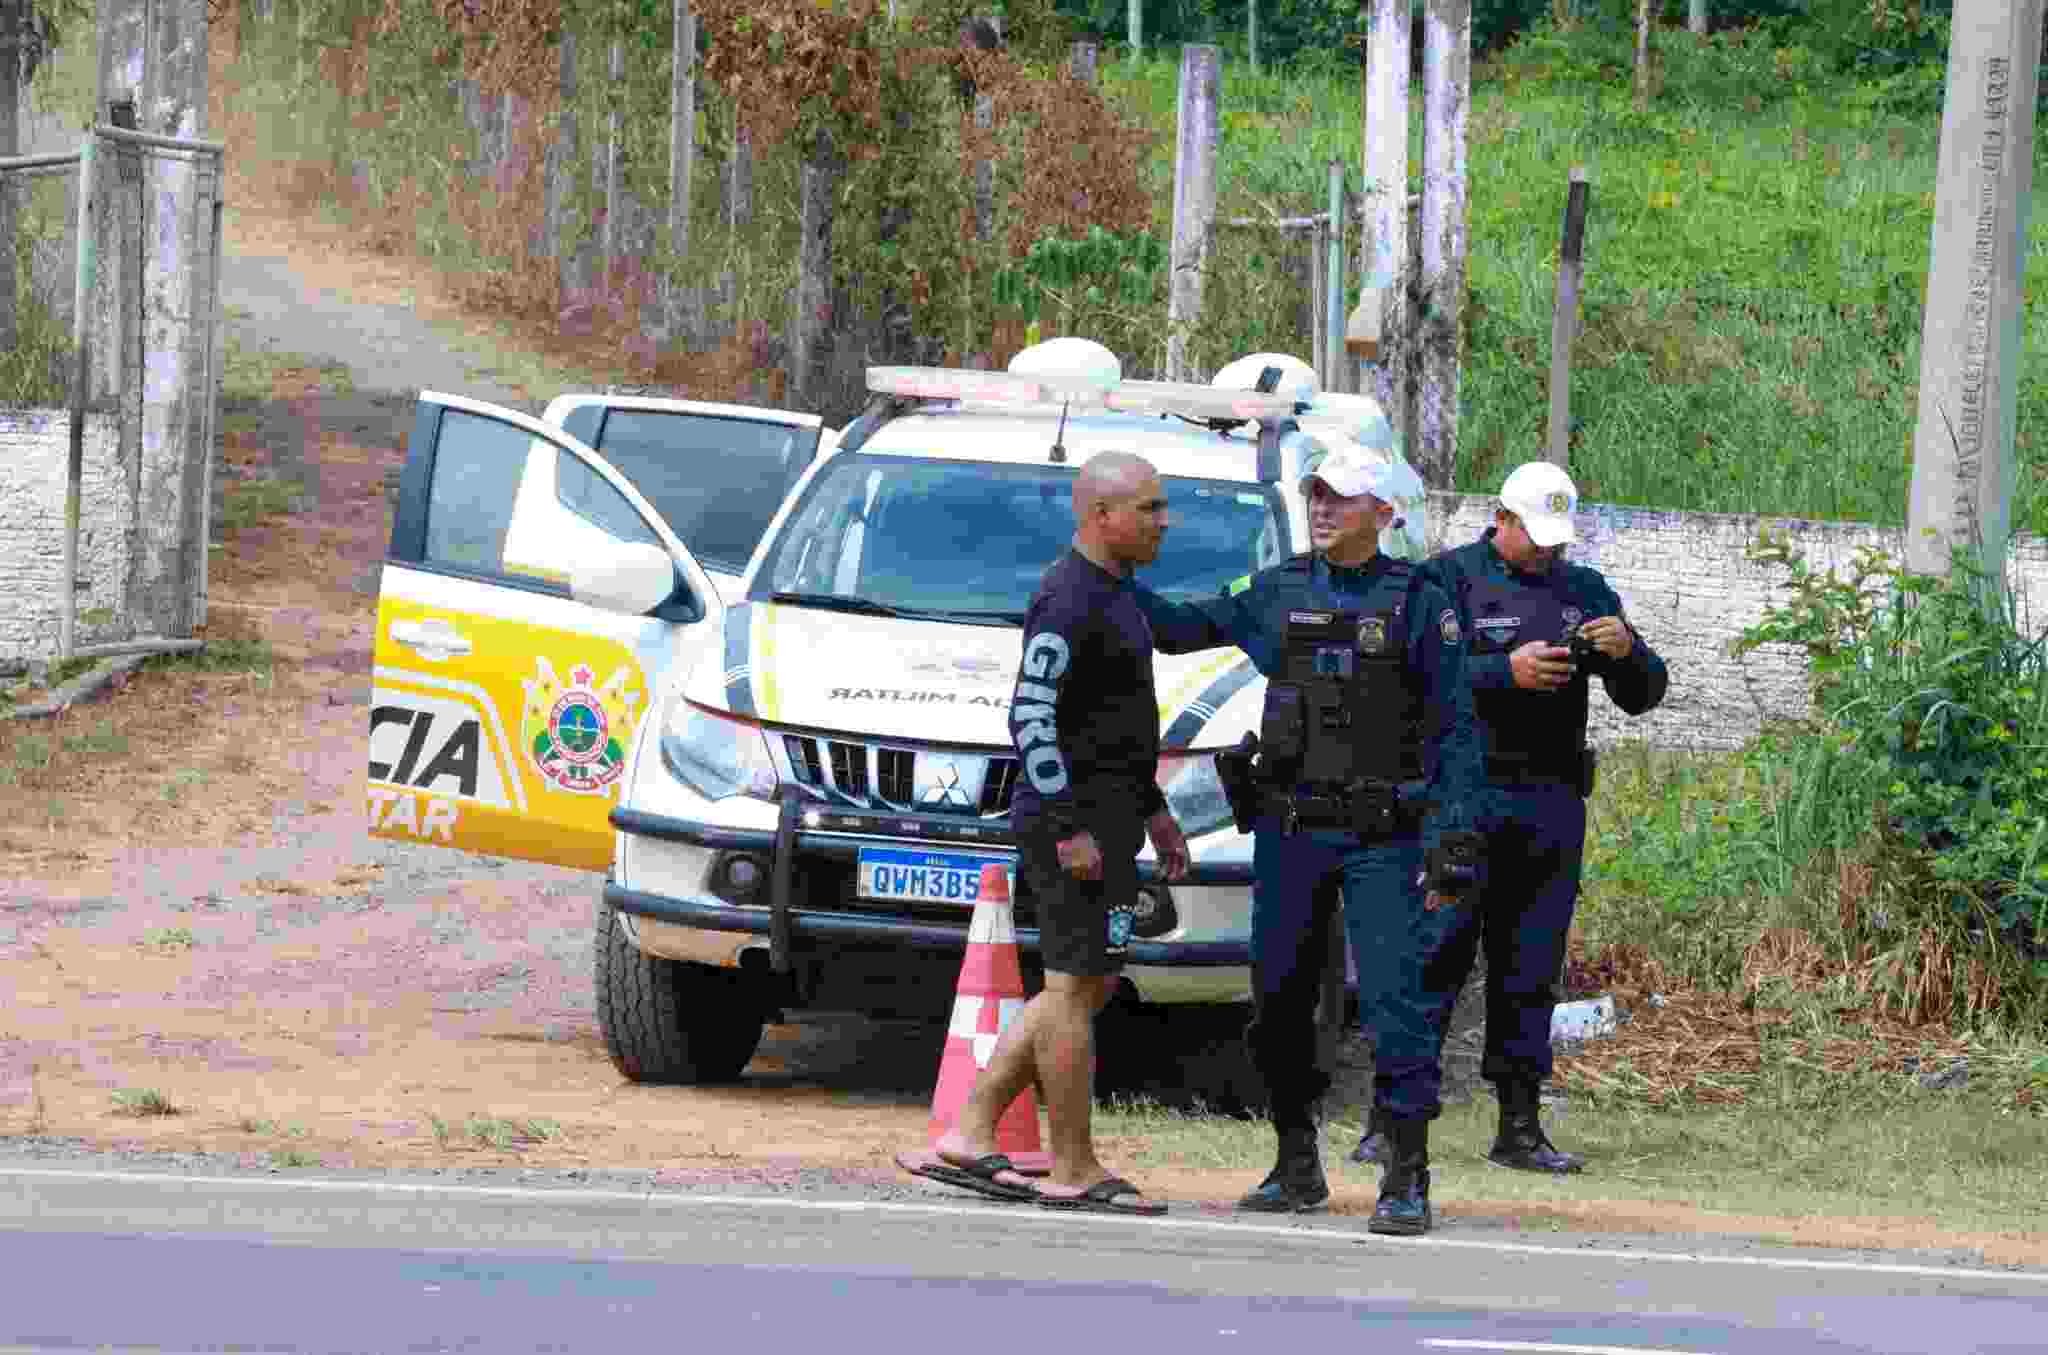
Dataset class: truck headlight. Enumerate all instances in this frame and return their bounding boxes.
[1156,751,1234,840]
[660,699,780,802]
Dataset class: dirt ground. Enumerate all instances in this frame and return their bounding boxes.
[5,169,2046,1267]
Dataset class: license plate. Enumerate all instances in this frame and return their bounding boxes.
[856,847,1010,905]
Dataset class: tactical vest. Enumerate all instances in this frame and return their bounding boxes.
[1257,559,1427,789]
[1461,565,1588,775]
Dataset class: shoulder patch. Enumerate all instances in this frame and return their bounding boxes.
[1438,607,1461,645]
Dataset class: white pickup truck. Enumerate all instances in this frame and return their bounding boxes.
[366,341,1427,1085]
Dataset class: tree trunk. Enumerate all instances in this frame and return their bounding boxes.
[1634,0,1652,111]
[789,130,845,412]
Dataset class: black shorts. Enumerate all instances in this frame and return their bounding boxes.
[1015,813,1143,978]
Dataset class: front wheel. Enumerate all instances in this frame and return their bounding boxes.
[594,900,766,1084]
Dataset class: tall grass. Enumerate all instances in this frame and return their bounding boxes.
[1096,29,2047,533]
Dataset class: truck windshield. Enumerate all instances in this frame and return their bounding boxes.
[750,453,1289,618]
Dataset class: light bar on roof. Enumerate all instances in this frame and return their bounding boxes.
[867,365,1116,406]
[865,364,1299,425]
[1105,380,1299,424]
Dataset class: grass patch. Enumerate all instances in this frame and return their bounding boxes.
[271,1148,321,1168]
[221,332,356,404]
[109,1088,181,1119]
[140,926,197,951]
[1099,1062,2048,1243]
[218,477,308,533]
[429,1113,564,1151]
[147,635,276,680]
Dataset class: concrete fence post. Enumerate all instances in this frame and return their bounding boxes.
[1416,0,1470,490]
[1905,0,2045,593]
[1364,0,1414,448]
[1165,44,1220,383]
[1545,168,1589,470]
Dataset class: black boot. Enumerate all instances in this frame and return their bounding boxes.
[1367,1117,1431,1236]
[1348,1104,1392,1166]
[1488,1081,1584,1174]
[1237,1125,1329,1213]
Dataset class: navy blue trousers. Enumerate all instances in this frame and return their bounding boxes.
[1418,783,1588,1088]
[1246,814,1444,1127]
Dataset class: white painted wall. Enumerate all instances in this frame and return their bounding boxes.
[1428,494,2048,752]
[0,409,132,659]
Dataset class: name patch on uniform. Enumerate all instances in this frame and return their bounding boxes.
[1439,608,1460,644]
[1472,616,1520,630]
[1289,611,1335,625]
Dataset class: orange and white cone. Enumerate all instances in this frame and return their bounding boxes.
[925,860,1052,1175]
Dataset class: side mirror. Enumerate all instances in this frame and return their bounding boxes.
[571,540,681,617]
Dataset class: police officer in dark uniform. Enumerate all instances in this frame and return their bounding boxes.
[1406,460,1669,1176]
[1134,444,1484,1236]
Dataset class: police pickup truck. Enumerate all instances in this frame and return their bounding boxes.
[367,339,1428,1084]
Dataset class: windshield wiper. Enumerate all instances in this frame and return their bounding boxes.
[768,591,917,618]
[766,593,1022,626]
[919,609,1026,626]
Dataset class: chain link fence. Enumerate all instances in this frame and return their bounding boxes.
[0,123,225,669]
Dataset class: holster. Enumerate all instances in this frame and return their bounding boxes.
[1213,732,1264,835]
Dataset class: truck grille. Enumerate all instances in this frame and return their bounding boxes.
[777,736,1018,818]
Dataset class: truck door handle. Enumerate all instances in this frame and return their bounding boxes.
[390,618,473,660]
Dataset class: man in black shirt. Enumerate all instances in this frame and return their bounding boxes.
[908,450,1189,1217]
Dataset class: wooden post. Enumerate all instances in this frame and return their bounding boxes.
[1905,1,2044,591]
[664,0,696,341]
[1634,0,1652,112]
[728,120,752,230]
[1545,168,1589,469]
[1128,0,1141,65]
[1325,158,1346,393]
[1416,0,1470,491]
[60,135,97,662]
[1689,0,1707,36]
[1,0,19,355]
[1070,39,1097,85]
[602,37,625,288]
[1165,44,1220,383]
[669,0,695,270]
[1364,0,1413,448]
[974,92,994,243]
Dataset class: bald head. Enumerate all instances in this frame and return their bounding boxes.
[1072,450,1168,574]
[1073,450,1157,518]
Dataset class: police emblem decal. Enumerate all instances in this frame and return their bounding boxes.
[1439,608,1460,644]
[1106,903,1135,951]
[1546,490,1571,515]
[1357,617,1387,652]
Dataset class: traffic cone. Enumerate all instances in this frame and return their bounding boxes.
[926,860,1052,1175]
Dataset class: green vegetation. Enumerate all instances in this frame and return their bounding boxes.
[109,1088,181,1118]
[429,1112,565,1150]
[1100,1072,2048,1242]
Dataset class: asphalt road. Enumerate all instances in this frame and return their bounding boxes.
[2,1166,2044,1354]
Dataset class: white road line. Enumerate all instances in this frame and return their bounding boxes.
[2,1166,2044,1286]
[1422,1342,1716,1355]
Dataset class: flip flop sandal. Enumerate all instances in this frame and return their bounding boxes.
[1032,1176,1167,1217]
[894,1149,1037,1203]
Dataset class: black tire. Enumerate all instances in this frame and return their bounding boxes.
[594,900,766,1084]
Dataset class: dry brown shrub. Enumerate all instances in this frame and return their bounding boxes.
[1742,926,1832,989]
